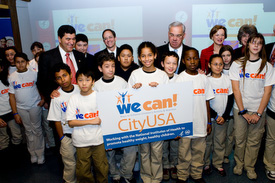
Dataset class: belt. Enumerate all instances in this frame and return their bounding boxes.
[64,133,72,138]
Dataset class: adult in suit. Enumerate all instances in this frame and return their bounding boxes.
[156,21,192,74]
[94,29,119,80]
[266,42,275,64]
[37,25,86,104]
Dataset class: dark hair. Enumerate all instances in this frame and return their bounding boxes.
[52,63,71,79]
[237,24,258,44]
[97,52,116,67]
[102,29,116,39]
[208,54,223,75]
[76,67,95,81]
[14,52,29,62]
[137,41,157,66]
[76,33,88,43]
[118,44,133,56]
[209,25,227,39]
[0,58,9,86]
[241,33,266,76]
[1,37,6,41]
[58,25,76,39]
[161,51,179,64]
[219,45,234,64]
[34,51,44,61]
[183,47,199,58]
[4,46,17,55]
[30,41,44,51]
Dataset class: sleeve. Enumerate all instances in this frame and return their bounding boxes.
[47,98,62,121]
[205,77,215,100]
[66,96,77,121]
[8,77,15,94]
[264,64,275,87]
[200,49,207,72]
[229,61,241,81]
[222,94,234,120]
[128,72,136,88]
[210,107,218,119]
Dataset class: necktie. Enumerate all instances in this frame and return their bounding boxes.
[270,48,275,67]
[65,53,76,84]
[174,49,178,54]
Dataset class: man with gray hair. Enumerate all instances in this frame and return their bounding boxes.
[156,21,192,74]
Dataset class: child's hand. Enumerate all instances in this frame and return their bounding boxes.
[93,117,101,125]
[207,123,212,135]
[242,113,252,124]
[216,116,225,125]
[132,83,142,89]
[37,99,45,107]
[14,114,22,124]
[174,136,181,140]
[149,82,159,87]
[43,102,49,109]
[0,118,7,128]
[197,68,206,75]
[50,89,60,99]
[250,113,260,124]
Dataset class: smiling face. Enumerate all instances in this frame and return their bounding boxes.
[103,30,116,51]
[5,49,16,65]
[58,33,76,52]
[139,47,157,72]
[98,60,115,80]
[212,29,225,46]
[209,57,224,78]
[31,46,43,56]
[75,41,88,54]
[118,49,134,70]
[183,50,199,75]
[55,69,73,91]
[168,26,185,49]
[241,33,250,46]
[15,57,28,73]
[161,56,178,77]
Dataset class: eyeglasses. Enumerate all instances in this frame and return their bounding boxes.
[211,63,223,67]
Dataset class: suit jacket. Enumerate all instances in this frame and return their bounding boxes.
[233,46,245,60]
[156,43,192,74]
[37,47,86,103]
[265,42,275,60]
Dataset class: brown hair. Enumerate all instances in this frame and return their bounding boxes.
[209,25,227,39]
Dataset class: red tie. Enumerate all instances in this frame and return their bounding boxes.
[270,49,275,67]
[65,53,76,84]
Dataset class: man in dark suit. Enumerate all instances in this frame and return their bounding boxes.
[37,25,86,104]
[266,42,275,66]
[156,21,192,74]
[94,29,119,80]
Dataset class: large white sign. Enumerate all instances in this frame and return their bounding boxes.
[97,81,194,149]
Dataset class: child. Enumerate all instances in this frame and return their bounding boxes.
[8,52,45,164]
[203,54,233,177]
[175,48,214,183]
[47,63,79,183]
[115,44,139,81]
[94,52,137,183]
[160,51,179,180]
[128,41,169,183]
[0,59,22,151]
[4,46,17,74]
[229,33,275,180]
[219,45,234,164]
[29,41,44,72]
[66,67,108,183]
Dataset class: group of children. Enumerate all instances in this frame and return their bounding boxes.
[0,28,275,183]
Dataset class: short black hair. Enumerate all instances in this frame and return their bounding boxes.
[161,51,179,63]
[52,63,71,79]
[76,34,88,43]
[183,47,199,58]
[102,29,116,39]
[58,25,76,39]
[118,44,133,56]
[14,52,29,62]
[97,52,116,67]
[30,41,44,51]
[4,46,17,54]
[76,67,95,81]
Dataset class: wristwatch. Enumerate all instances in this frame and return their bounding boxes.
[256,112,262,117]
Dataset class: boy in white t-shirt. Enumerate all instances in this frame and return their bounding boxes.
[47,63,79,183]
[160,51,179,181]
[66,67,108,183]
[94,52,137,183]
[175,48,214,183]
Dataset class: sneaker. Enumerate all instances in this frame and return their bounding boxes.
[163,168,170,181]
[122,177,136,183]
[193,178,206,183]
[37,155,45,164]
[233,166,243,175]
[31,155,38,163]
[176,179,187,183]
[266,170,275,181]
[247,170,257,180]
[223,157,230,164]
[203,165,212,175]
[171,167,178,179]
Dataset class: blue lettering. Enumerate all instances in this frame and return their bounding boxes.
[131,103,141,112]
[206,19,219,27]
[76,114,84,119]
[213,89,216,94]
[116,102,141,114]
[245,73,250,78]
[61,106,67,112]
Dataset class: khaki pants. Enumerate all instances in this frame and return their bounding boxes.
[76,143,108,183]
[60,136,76,183]
[233,109,265,171]
[177,137,206,181]
[264,114,275,171]
[163,139,179,169]
[224,118,234,157]
[139,141,163,183]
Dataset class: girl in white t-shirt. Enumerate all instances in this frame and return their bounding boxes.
[8,53,45,164]
[203,54,233,177]
[229,33,275,180]
[128,41,169,183]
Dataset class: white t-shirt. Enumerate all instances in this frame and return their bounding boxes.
[0,81,12,115]
[47,84,80,134]
[8,69,41,110]
[128,68,169,87]
[267,68,275,112]
[169,74,178,83]
[229,59,275,111]
[8,66,17,75]
[223,69,229,76]
[28,59,38,72]
[93,75,128,92]
[208,74,233,117]
[176,71,215,137]
[66,91,103,147]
